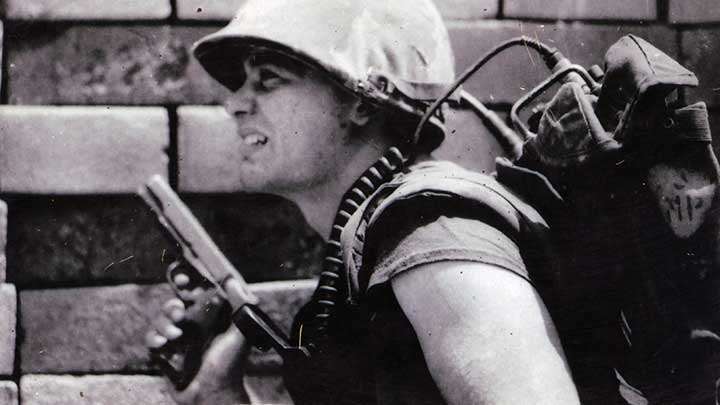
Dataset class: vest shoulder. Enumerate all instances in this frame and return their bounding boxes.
[373,160,546,229]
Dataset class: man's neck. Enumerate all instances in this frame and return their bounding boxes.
[287,139,391,241]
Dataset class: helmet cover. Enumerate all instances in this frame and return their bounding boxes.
[192,0,457,149]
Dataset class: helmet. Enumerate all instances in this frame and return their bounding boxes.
[192,0,456,151]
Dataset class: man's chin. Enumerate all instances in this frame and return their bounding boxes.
[233,177,282,195]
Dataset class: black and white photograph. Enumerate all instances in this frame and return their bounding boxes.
[0,0,719,403]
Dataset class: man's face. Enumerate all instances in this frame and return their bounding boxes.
[221,52,358,196]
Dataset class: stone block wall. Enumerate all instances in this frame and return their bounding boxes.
[0,1,718,403]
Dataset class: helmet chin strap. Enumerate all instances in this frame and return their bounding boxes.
[301,145,410,352]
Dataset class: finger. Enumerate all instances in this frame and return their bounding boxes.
[145,330,169,349]
[173,273,191,288]
[162,298,186,322]
[188,286,209,302]
[153,315,184,340]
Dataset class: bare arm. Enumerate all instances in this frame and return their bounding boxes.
[391,261,580,405]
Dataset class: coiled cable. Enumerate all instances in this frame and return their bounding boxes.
[302,146,409,351]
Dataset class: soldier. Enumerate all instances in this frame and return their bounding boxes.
[146,0,581,403]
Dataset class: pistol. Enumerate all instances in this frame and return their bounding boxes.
[139,175,309,389]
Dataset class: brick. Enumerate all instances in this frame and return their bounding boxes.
[20,375,174,405]
[0,381,18,405]
[7,194,321,287]
[2,0,171,20]
[1,21,3,96]
[503,0,656,20]
[20,284,174,373]
[436,0,498,20]
[20,281,314,373]
[682,29,720,108]
[669,0,720,24]
[0,201,6,282]
[449,21,676,105]
[176,0,498,21]
[244,375,293,405]
[0,106,168,194]
[6,196,171,287]
[6,25,225,105]
[178,195,322,282]
[177,106,239,193]
[253,279,316,332]
[176,0,244,20]
[0,285,15,377]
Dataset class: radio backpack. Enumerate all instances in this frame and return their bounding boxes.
[496,35,720,404]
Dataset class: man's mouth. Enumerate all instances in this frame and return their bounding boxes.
[241,134,268,146]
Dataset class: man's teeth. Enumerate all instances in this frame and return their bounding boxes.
[242,134,268,145]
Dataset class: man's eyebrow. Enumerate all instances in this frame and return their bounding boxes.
[247,52,309,76]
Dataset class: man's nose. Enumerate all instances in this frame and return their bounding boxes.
[223,86,256,117]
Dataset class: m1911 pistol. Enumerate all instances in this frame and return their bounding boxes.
[139,175,310,389]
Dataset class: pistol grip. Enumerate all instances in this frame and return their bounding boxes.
[151,289,230,390]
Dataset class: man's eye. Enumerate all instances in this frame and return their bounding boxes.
[258,69,286,90]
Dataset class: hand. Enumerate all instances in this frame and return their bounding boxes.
[167,326,251,405]
[145,296,186,352]
[147,269,223,350]
[145,274,250,404]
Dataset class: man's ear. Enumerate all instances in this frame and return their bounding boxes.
[348,100,376,127]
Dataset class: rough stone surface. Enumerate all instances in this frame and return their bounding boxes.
[669,0,720,24]
[176,0,497,21]
[436,0,498,20]
[1,0,171,20]
[20,280,314,373]
[178,194,322,282]
[503,0,656,20]
[20,375,175,405]
[6,25,225,105]
[20,284,174,373]
[0,106,168,194]
[681,29,720,108]
[252,279,316,333]
[177,106,241,193]
[0,201,6,283]
[0,285,16,377]
[0,381,18,405]
[6,196,172,287]
[449,21,676,105]
[244,375,293,405]
[6,193,321,286]
[1,21,4,97]
[176,0,245,20]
